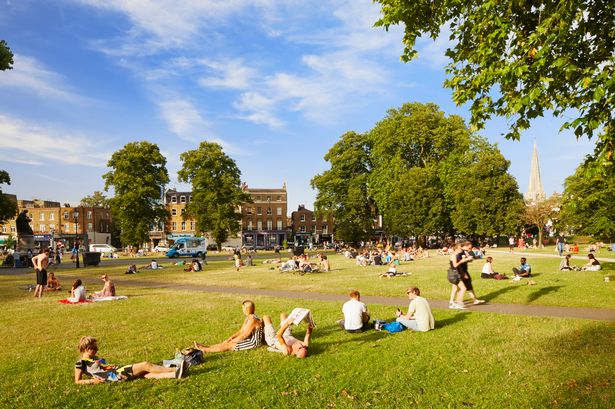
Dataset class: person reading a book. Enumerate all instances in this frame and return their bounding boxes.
[263,308,315,359]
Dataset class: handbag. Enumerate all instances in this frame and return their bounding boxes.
[447,267,460,284]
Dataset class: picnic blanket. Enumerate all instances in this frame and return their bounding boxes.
[91,296,128,302]
[285,308,316,327]
[58,299,92,304]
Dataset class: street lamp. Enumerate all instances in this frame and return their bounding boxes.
[73,210,80,268]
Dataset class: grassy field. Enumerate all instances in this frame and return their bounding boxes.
[1,252,613,408]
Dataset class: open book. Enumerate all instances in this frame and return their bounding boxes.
[286,308,316,327]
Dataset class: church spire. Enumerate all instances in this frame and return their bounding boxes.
[524,141,546,202]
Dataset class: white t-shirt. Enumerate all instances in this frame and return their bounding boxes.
[342,298,367,330]
[482,262,494,275]
[408,296,434,332]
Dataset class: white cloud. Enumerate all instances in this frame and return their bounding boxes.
[197,58,256,90]
[233,92,283,128]
[0,115,111,166]
[415,24,454,69]
[158,99,211,141]
[0,54,88,102]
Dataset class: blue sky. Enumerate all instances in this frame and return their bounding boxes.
[0,0,595,212]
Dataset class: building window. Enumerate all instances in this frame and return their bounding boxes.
[172,209,177,216]
[267,207,272,215]
[10,226,15,233]
[257,207,262,215]
[64,224,70,232]
[171,196,177,203]
[49,213,55,221]
[300,226,306,233]
[172,221,177,230]
[255,196,261,201]
[322,224,328,234]
[181,208,186,215]
[276,207,282,216]
[39,224,46,232]
[190,221,195,230]
[49,224,55,231]
[180,196,186,203]
[189,196,192,202]
[300,215,305,222]
[277,220,282,230]
[312,225,316,232]
[267,220,272,230]
[257,220,262,230]
[181,221,186,231]
[87,223,93,231]
[247,221,253,231]
[1,226,5,233]
[277,195,281,201]
[39,213,45,221]
[267,196,271,202]
[87,211,93,220]
[246,207,252,215]
[63,211,69,220]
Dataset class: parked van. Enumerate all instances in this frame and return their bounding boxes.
[88,244,117,255]
[166,237,207,258]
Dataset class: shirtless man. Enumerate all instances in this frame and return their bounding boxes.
[193,300,263,353]
[32,248,50,299]
[263,311,314,359]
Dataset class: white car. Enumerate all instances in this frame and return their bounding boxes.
[154,245,169,252]
[88,244,117,255]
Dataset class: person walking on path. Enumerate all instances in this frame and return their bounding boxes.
[556,234,566,257]
[32,248,50,299]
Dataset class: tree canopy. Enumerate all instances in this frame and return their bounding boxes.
[0,170,18,224]
[178,142,250,249]
[523,194,561,246]
[80,191,110,208]
[560,162,615,239]
[103,142,169,247]
[0,40,13,71]
[312,102,524,243]
[375,0,615,165]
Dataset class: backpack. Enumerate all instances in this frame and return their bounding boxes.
[181,348,204,368]
[383,321,405,333]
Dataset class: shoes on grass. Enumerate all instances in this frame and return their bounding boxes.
[512,276,522,282]
[473,300,486,305]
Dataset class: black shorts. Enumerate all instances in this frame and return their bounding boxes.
[461,273,473,291]
[36,269,48,285]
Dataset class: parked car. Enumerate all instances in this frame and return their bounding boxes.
[153,245,169,252]
[166,237,207,258]
[88,244,117,255]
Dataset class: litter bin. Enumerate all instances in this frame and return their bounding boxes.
[82,252,101,267]
[293,246,304,256]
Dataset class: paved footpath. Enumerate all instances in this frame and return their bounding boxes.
[98,278,615,322]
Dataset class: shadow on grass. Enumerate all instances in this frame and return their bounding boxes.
[435,313,469,329]
[537,324,615,408]
[480,284,520,302]
[310,324,389,355]
[526,285,562,304]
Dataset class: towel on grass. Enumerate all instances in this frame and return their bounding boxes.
[91,296,128,302]
[58,299,92,304]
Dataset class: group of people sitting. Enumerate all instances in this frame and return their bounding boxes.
[277,254,330,273]
[559,253,602,271]
[64,274,117,303]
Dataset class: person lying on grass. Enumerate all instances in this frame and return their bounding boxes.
[75,336,185,384]
[193,300,263,353]
[263,311,314,359]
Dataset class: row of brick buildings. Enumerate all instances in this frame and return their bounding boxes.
[1,184,334,250]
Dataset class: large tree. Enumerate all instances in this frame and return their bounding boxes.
[177,142,250,249]
[523,194,561,246]
[103,142,169,248]
[80,191,110,208]
[0,170,18,224]
[311,131,374,245]
[375,1,615,164]
[560,162,615,239]
[0,40,13,71]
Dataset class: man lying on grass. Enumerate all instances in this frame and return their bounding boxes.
[194,300,263,353]
[75,336,185,384]
[263,309,314,359]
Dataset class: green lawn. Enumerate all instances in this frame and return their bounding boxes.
[2,252,614,408]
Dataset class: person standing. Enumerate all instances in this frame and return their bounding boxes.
[556,234,566,257]
[454,241,485,306]
[32,248,50,299]
[508,236,515,253]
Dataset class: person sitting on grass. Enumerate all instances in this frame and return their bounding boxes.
[45,272,62,291]
[75,336,184,384]
[262,311,314,359]
[395,287,435,332]
[193,300,263,353]
[319,254,331,272]
[581,254,601,271]
[92,274,115,298]
[184,259,202,272]
[338,290,370,333]
[68,279,87,302]
[559,254,575,271]
[481,256,498,278]
[512,257,532,281]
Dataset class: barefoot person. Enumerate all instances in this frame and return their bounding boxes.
[194,300,263,353]
[263,309,314,359]
[45,272,62,291]
[75,336,184,384]
[32,248,50,299]
[92,274,116,298]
